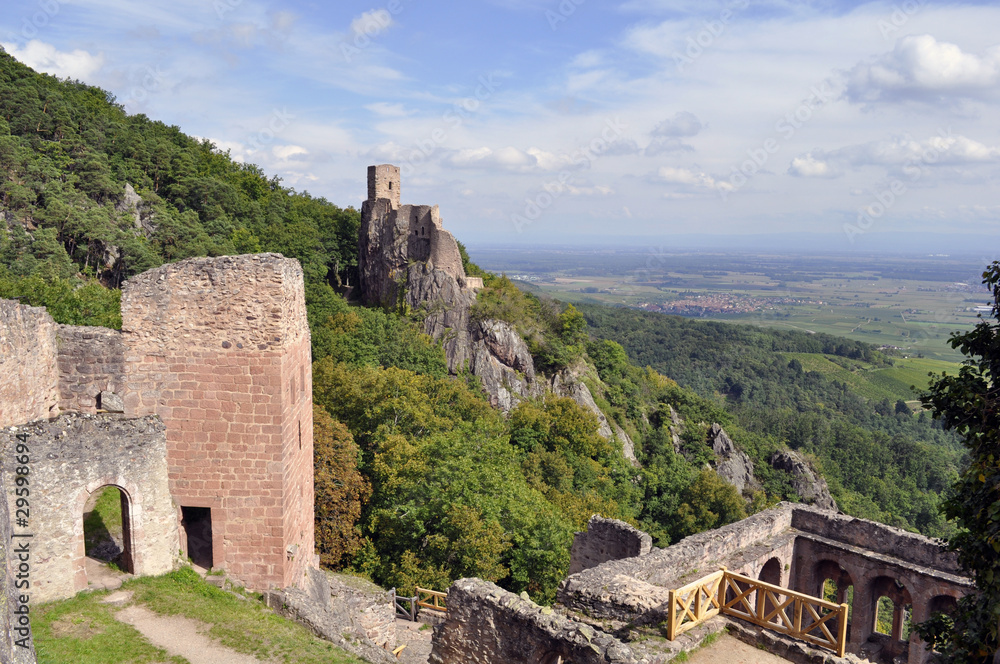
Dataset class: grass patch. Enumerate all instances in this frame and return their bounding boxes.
[782,353,960,404]
[83,486,123,557]
[33,592,186,664]
[125,567,362,663]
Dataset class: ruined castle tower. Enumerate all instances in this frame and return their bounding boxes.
[358,164,475,309]
[121,254,315,590]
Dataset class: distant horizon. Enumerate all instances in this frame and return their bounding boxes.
[462,231,1000,258]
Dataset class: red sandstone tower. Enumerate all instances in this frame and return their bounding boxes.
[121,254,314,590]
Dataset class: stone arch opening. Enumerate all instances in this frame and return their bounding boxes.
[815,559,854,620]
[871,576,912,646]
[82,484,134,574]
[757,557,783,618]
[928,594,957,616]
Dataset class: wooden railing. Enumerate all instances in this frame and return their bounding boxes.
[667,569,726,639]
[416,587,447,613]
[665,568,848,657]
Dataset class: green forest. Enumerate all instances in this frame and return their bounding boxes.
[0,49,965,603]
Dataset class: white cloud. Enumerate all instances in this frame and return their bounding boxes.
[273,145,308,160]
[350,9,394,37]
[658,166,731,191]
[652,111,704,138]
[788,154,839,178]
[1,40,105,81]
[846,35,1000,104]
[794,133,1000,175]
[366,102,412,117]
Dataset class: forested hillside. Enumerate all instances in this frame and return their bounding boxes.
[0,49,359,328]
[0,50,960,604]
[581,304,964,536]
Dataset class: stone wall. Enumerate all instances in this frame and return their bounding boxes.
[121,253,314,591]
[568,515,653,575]
[790,505,962,574]
[0,300,58,429]
[430,578,639,664]
[559,505,796,622]
[1,414,178,604]
[368,164,400,210]
[0,461,37,663]
[56,325,126,414]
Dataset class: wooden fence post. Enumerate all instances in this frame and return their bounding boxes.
[838,603,849,658]
[668,589,677,640]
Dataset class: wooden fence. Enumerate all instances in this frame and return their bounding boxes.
[666,568,848,657]
[416,587,447,613]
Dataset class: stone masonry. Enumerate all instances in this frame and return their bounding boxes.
[0,301,58,429]
[0,461,37,664]
[1,414,178,604]
[121,253,315,591]
[431,505,974,664]
[568,515,652,575]
[0,252,316,605]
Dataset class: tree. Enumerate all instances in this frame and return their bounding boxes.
[314,405,370,569]
[917,261,1000,663]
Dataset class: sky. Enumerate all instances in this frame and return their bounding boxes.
[1,0,998,251]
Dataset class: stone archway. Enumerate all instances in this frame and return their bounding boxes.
[869,575,913,660]
[72,479,143,592]
[83,485,134,573]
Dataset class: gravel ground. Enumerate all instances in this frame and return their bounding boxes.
[685,634,793,664]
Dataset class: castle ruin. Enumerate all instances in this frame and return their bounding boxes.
[432,504,973,664]
[0,253,315,606]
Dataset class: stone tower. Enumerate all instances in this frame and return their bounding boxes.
[368,164,400,210]
[121,254,315,591]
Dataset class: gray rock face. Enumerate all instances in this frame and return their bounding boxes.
[709,423,758,496]
[548,366,638,464]
[769,450,837,511]
[668,405,684,453]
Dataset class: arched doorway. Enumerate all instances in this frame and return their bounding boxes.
[82,485,134,574]
[870,576,912,658]
[815,559,854,638]
[757,557,783,621]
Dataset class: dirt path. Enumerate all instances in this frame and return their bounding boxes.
[394,618,432,664]
[685,634,792,664]
[115,603,264,664]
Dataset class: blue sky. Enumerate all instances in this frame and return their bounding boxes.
[2,0,999,249]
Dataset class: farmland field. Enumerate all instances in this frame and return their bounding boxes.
[468,247,989,364]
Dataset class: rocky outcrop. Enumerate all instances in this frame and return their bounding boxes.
[359,166,544,412]
[769,450,837,511]
[548,365,638,464]
[709,423,758,496]
[115,183,157,237]
[668,405,683,453]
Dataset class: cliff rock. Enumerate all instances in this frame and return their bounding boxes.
[769,450,837,511]
[548,365,638,465]
[709,423,758,496]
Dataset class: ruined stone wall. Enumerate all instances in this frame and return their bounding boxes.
[0,301,58,428]
[568,515,653,575]
[1,414,178,604]
[431,578,640,664]
[404,205,434,262]
[790,505,962,574]
[121,253,314,592]
[559,505,796,622]
[56,325,126,414]
[0,459,37,663]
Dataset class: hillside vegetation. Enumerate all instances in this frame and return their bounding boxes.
[580,304,964,536]
[1,51,961,606]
